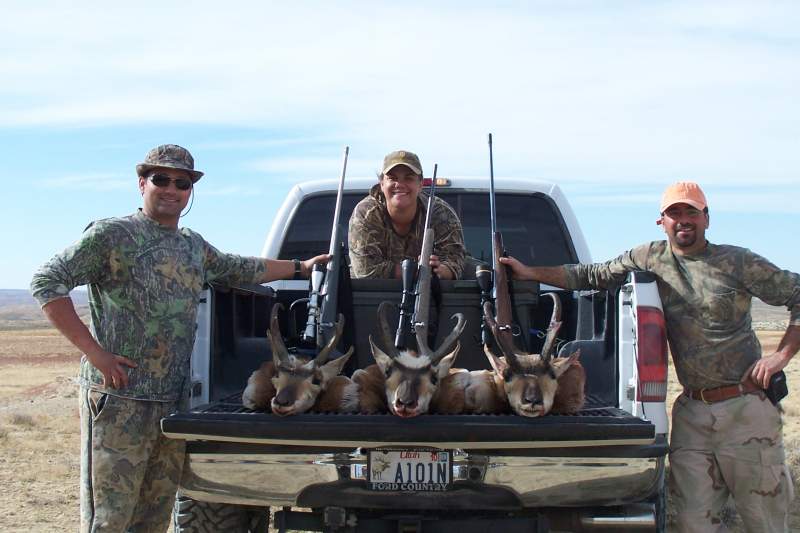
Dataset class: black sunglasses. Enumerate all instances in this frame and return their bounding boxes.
[148,174,193,191]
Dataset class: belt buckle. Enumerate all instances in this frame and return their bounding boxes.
[699,388,712,405]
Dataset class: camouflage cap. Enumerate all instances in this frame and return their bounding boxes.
[136,144,204,182]
[381,150,423,177]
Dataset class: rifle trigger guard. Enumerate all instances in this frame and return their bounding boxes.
[289,298,309,312]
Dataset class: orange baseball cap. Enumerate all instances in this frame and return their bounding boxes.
[659,181,707,213]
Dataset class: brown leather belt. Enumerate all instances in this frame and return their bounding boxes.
[684,381,762,404]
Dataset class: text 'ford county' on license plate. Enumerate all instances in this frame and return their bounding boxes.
[367,449,452,491]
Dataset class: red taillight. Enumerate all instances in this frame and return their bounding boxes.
[421,177,451,187]
[636,306,668,402]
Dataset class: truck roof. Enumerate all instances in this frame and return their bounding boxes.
[262,177,591,265]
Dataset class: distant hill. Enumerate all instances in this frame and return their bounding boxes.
[0,289,89,330]
[0,289,790,331]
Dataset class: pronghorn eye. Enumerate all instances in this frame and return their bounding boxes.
[503,368,513,381]
[384,366,393,379]
[312,375,321,386]
[430,374,438,386]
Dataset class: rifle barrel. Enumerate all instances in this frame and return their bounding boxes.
[488,133,499,300]
[303,146,349,347]
[327,146,349,257]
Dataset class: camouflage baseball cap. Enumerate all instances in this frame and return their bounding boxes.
[136,144,204,182]
[382,150,423,177]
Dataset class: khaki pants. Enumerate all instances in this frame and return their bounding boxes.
[79,387,185,533]
[669,392,794,533]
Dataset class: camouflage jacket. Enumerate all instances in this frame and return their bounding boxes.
[563,241,800,390]
[348,184,465,279]
[30,210,267,401]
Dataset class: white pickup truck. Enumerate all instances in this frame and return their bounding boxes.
[163,177,670,533]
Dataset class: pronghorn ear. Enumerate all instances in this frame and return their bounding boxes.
[368,336,393,374]
[483,345,508,376]
[551,349,581,378]
[434,342,460,379]
[319,347,354,384]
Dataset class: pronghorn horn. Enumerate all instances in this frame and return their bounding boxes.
[268,303,290,365]
[429,313,466,363]
[540,292,563,363]
[315,313,345,364]
[414,318,433,358]
[482,301,524,373]
[377,301,402,359]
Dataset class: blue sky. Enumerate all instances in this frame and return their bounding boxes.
[2,1,798,290]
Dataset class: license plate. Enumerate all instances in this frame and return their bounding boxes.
[367,448,452,491]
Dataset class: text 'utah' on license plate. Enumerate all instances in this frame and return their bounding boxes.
[367,448,452,491]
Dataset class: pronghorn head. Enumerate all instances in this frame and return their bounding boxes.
[267,303,353,416]
[368,301,466,418]
[484,293,581,417]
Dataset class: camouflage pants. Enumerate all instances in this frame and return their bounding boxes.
[79,387,186,533]
[669,392,794,533]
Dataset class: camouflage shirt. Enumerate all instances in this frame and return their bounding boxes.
[348,184,465,279]
[563,241,800,390]
[30,210,267,401]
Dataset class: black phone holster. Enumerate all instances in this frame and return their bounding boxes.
[765,370,788,406]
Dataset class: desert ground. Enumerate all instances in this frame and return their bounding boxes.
[1,327,797,532]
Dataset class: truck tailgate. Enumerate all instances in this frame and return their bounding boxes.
[163,393,657,450]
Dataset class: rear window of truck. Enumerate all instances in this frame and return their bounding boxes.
[278,191,577,267]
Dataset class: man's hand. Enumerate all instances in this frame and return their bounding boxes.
[86,348,138,389]
[750,352,791,389]
[498,257,569,288]
[301,254,331,278]
[429,254,454,280]
[498,255,531,280]
[751,325,800,388]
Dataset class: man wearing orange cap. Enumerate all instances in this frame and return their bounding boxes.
[500,181,799,531]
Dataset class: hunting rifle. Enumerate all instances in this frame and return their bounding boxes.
[395,164,438,350]
[301,146,349,349]
[477,134,519,356]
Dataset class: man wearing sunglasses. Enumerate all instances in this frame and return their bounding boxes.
[30,144,328,533]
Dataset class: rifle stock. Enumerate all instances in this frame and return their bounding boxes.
[302,146,349,349]
[491,231,516,350]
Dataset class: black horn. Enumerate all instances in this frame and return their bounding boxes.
[268,303,290,365]
[540,293,563,363]
[483,301,524,373]
[429,313,467,363]
[315,313,345,364]
[378,301,402,359]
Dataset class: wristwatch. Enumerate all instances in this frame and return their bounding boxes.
[292,259,303,280]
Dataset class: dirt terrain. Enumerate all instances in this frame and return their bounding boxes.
[0,327,797,532]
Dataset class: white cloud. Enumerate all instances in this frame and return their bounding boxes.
[2,1,799,189]
[40,173,131,191]
[569,186,800,215]
[201,186,263,197]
